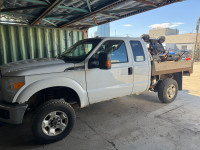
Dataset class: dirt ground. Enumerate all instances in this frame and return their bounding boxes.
[183,62,200,97]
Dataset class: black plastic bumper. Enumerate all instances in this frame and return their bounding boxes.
[0,102,27,124]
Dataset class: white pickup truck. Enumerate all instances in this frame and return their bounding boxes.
[0,37,193,143]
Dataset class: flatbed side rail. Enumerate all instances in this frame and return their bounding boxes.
[151,60,193,76]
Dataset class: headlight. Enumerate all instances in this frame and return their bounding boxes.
[0,76,25,102]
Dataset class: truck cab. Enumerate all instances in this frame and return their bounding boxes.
[85,37,151,104]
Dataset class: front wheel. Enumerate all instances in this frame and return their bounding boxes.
[32,99,76,144]
[158,79,178,103]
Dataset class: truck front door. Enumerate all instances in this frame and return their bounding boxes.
[85,40,134,104]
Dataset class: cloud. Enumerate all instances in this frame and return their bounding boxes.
[122,24,133,27]
[149,22,184,29]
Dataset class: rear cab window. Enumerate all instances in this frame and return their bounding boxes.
[130,40,145,62]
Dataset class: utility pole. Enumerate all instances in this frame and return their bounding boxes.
[193,16,200,61]
[0,0,1,19]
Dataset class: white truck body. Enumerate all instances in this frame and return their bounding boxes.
[0,37,193,143]
[0,37,192,126]
[0,37,150,108]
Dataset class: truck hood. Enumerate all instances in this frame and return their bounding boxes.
[0,58,74,76]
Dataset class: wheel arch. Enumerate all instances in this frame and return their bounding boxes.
[156,72,182,90]
[13,77,89,108]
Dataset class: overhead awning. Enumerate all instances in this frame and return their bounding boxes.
[0,0,183,30]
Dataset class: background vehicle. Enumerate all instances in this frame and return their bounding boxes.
[167,50,192,61]
[0,36,193,143]
[176,50,192,60]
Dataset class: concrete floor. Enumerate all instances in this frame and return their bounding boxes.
[0,91,200,150]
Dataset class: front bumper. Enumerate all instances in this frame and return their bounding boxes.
[0,102,27,124]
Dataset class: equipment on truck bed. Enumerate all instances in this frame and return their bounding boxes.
[142,34,167,62]
[167,50,188,61]
[141,34,188,62]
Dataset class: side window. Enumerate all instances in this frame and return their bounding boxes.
[93,40,128,63]
[130,41,145,62]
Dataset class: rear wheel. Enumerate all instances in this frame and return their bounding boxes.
[32,99,75,144]
[158,79,178,103]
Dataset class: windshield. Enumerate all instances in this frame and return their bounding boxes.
[58,39,102,62]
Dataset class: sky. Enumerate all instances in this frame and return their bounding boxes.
[89,0,200,38]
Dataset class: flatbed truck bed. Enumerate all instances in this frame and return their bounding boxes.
[152,60,193,76]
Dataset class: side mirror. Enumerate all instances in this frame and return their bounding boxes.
[99,52,111,70]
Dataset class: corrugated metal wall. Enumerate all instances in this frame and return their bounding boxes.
[0,24,84,65]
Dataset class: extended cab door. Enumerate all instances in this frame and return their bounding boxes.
[85,39,134,104]
[128,39,151,94]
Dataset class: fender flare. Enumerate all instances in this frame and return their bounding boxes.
[13,77,89,108]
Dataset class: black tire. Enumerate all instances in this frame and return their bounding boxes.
[158,79,178,103]
[32,99,76,144]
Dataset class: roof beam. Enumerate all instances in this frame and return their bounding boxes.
[2,12,68,22]
[78,22,96,26]
[158,0,169,6]
[46,12,86,18]
[58,5,89,13]
[133,0,157,7]
[42,19,57,27]
[2,12,36,18]
[1,14,29,24]
[86,0,92,12]
[104,6,153,13]
[35,24,55,27]
[159,0,168,6]
[1,5,47,12]
[0,0,1,18]
[98,13,119,19]
[67,24,95,28]
[156,0,183,7]
[30,0,64,25]
[44,0,51,5]
[45,17,69,22]
[22,0,49,5]
[59,0,128,28]
[92,15,98,25]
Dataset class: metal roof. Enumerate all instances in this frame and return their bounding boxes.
[0,0,183,30]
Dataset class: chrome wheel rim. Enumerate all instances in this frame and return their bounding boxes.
[42,111,68,136]
[167,84,176,99]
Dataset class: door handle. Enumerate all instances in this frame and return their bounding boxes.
[128,67,133,75]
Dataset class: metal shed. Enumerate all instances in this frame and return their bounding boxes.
[0,24,83,65]
[0,0,183,65]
